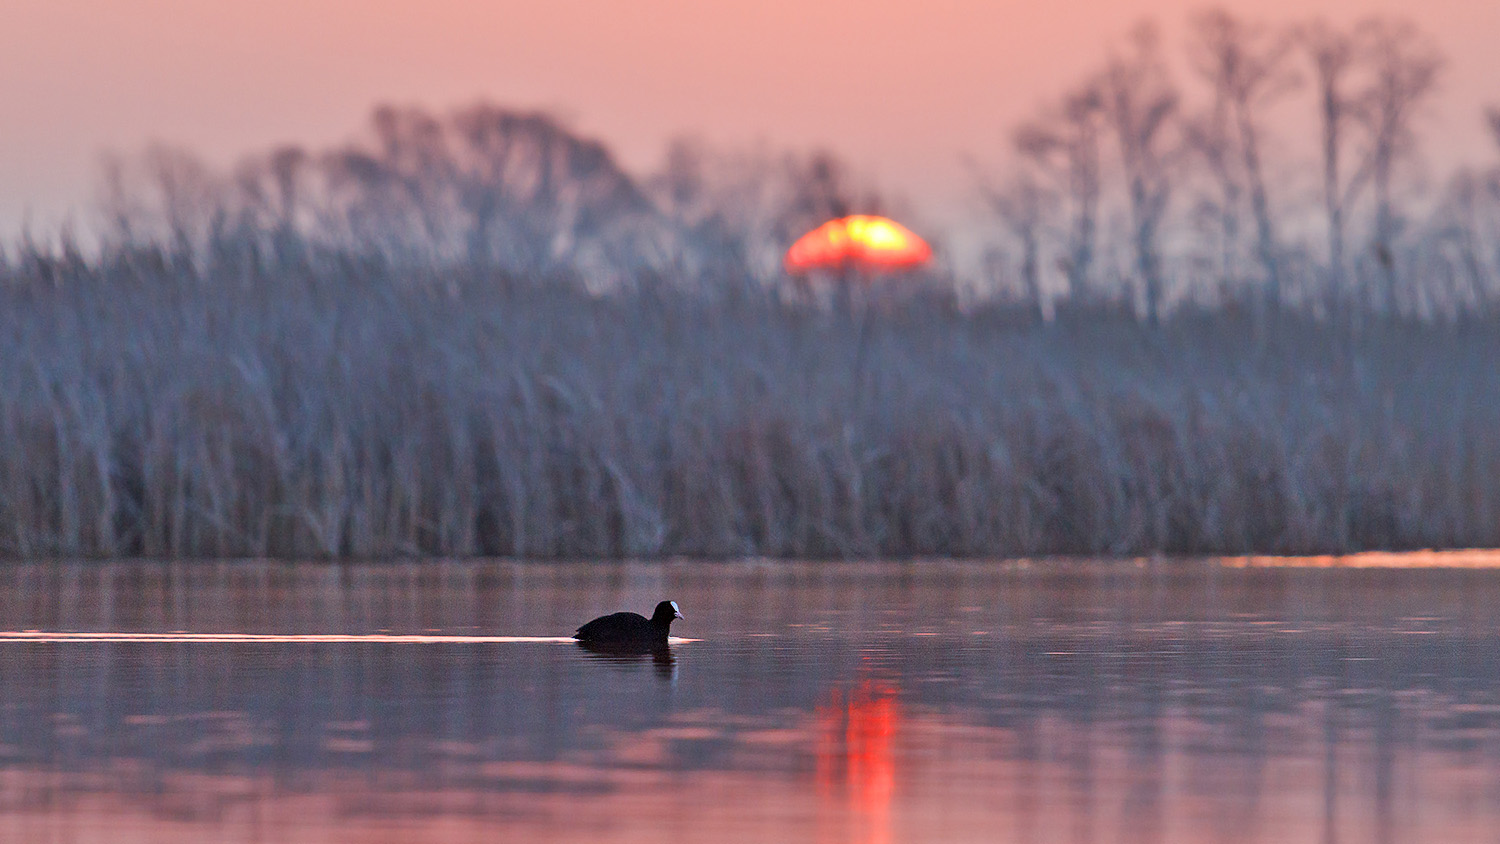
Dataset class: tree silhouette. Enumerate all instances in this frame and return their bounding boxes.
[1189,9,1298,309]
[1100,24,1179,324]
[1358,20,1443,310]
[1013,83,1105,302]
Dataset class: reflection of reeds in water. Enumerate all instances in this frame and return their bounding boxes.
[0,561,1497,841]
[1,697,1495,844]
[1,261,1498,559]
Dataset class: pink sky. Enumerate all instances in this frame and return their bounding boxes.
[4,0,1498,239]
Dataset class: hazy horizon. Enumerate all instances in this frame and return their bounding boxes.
[6,0,1499,242]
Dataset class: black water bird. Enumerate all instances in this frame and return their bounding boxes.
[574,600,683,648]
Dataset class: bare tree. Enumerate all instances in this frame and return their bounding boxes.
[1189,9,1298,308]
[444,105,652,271]
[645,138,719,279]
[96,144,229,261]
[781,150,864,231]
[1300,20,1365,295]
[1100,24,1179,324]
[1181,106,1244,287]
[1013,83,1105,302]
[1429,170,1494,307]
[1401,115,1499,315]
[645,137,783,285]
[979,172,1051,318]
[368,105,455,253]
[1358,19,1443,310]
[308,104,654,273]
[1488,107,1500,210]
[644,141,880,287]
[233,145,310,264]
[96,152,142,249]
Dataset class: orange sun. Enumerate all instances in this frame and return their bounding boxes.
[785,215,932,275]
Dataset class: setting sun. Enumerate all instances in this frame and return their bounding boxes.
[785,215,933,274]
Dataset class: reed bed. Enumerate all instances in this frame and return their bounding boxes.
[1,249,1496,559]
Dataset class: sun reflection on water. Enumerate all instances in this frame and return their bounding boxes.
[0,559,1495,841]
[817,679,899,844]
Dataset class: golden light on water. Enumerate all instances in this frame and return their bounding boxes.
[1224,549,1500,569]
[0,632,696,644]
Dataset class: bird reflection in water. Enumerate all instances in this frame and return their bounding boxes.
[574,639,677,680]
[816,679,899,844]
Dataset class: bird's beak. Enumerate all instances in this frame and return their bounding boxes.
[675,609,685,619]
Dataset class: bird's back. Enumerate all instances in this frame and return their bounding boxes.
[574,611,653,642]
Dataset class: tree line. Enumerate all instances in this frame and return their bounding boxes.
[982,11,1500,322]
[35,11,1495,324]
[85,103,869,292]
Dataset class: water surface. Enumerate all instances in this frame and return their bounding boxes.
[0,556,1498,842]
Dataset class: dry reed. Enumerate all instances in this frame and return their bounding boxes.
[1,246,1496,559]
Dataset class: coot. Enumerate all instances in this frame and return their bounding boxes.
[574,600,683,647]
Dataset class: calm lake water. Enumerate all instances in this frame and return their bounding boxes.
[1,555,1499,843]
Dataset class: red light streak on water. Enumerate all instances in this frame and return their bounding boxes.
[816,679,900,844]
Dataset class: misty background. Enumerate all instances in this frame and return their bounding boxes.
[2,10,1499,560]
[6,0,1500,248]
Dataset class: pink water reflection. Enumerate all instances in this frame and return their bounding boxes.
[818,679,900,844]
[0,559,1495,841]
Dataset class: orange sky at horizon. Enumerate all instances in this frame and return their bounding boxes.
[4,0,1498,241]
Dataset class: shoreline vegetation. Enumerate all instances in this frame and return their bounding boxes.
[1,250,1496,560]
[3,9,1499,560]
